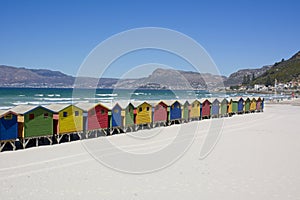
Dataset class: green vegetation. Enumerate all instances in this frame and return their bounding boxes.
[251,51,300,86]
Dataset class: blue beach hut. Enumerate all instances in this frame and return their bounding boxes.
[165,100,182,123]
[0,110,18,141]
[237,97,244,114]
[111,103,122,128]
[211,98,220,118]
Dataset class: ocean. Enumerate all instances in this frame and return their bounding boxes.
[0,87,282,109]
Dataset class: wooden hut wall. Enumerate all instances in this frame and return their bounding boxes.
[24,107,53,138]
[190,100,201,119]
[112,104,122,127]
[0,112,18,141]
[58,105,83,134]
[170,101,181,120]
[201,100,211,118]
[211,100,220,116]
[88,104,110,130]
[124,104,134,127]
[238,98,244,113]
[136,102,152,125]
[153,102,168,123]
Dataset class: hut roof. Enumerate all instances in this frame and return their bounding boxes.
[131,101,150,108]
[162,100,181,106]
[114,101,133,109]
[0,109,17,118]
[10,105,41,114]
[75,102,97,111]
[99,102,114,110]
[44,104,74,112]
[231,97,242,102]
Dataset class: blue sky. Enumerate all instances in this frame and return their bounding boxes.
[0,0,299,78]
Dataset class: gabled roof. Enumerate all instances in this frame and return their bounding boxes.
[75,102,97,112]
[199,98,212,104]
[116,101,134,109]
[10,105,43,114]
[99,102,114,110]
[44,104,74,113]
[131,101,151,108]
[231,97,242,102]
[191,99,201,104]
[0,110,17,118]
[162,100,181,106]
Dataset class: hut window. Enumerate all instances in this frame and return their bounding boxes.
[155,106,159,110]
[139,107,142,112]
[101,109,105,115]
[146,107,150,111]
[128,108,132,112]
[197,104,199,107]
[114,109,119,113]
[172,105,174,109]
[176,105,180,108]
[4,114,12,120]
[90,109,95,116]
[44,113,49,118]
[75,111,79,116]
[63,112,68,117]
[29,114,34,120]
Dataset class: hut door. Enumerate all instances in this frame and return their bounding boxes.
[53,119,58,135]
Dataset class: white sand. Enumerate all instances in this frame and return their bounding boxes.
[0,104,300,200]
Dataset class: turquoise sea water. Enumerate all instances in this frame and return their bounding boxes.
[0,87,280,109]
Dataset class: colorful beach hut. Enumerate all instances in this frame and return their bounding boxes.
[261,97,265,112]
[118,102,135,132]
[10,105,54,148]
[151,101,168,127]
[220,98,229,117]
[256,97,263,112]
[250,97,257,112]
[237,97,245,114]
[0,110,18,151]
[201,99,211,119]
[190,99,201,120]
[211,98,220,118]
[45,104,83,143]
[182,100,190,122]
[244,98,251,113]
[228,98,239,115]
[133,102,152,129]
[76,102,111,137]
[165,100,182,124]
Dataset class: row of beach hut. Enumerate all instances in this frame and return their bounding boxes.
[0,97,264,151]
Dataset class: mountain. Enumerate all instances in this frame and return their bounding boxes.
[251,51,300,85]
[115,68,227,90]
[225,65,272,86]
[1,50,299,89]
[0,65,118,88]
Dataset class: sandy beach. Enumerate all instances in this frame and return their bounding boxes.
[0,103,300,200]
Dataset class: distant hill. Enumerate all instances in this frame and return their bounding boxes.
[115,68,227,90]
[251,51,300,85]
[225,65,272,86]
[0,65,118,88]
[1,51,299,89]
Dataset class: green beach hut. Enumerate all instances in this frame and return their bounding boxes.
[244,98,251,113]
[182,100,190,123]
[118,102,135,132]
[10,105,54,148]
[220,98,229,117]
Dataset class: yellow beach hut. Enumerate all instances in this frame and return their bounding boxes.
[190,99,201,120]
[250,97,257,113]
[45,104,83,143]
[132,101,152,129]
